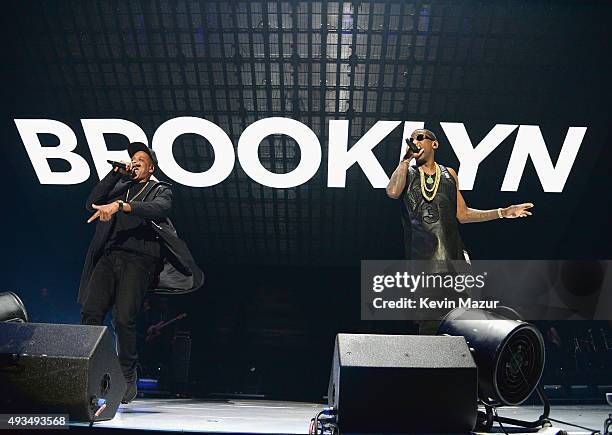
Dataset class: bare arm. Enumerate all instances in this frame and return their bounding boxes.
[386,148,424,199]
[386,161,411,199]
[447,167,534,223]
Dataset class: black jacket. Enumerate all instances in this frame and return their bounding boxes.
[77,170,204,305]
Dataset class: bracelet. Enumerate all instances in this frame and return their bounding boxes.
[497,208,504,219]
[117,200,124,212]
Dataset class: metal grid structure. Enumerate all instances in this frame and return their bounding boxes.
[11,0,606,266]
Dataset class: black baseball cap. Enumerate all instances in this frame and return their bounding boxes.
[128,142,158,166]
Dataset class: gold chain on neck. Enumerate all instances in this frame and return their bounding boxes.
[126,181,150,202]
[419,163,441,202]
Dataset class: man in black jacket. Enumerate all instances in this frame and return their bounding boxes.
[79,142,203,403]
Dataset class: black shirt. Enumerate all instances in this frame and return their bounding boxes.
[106,181,161,259]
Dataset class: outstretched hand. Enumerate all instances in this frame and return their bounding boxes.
[87,202,120,223]
[503,203,534,219]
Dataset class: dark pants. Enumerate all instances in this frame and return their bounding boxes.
[81,250,159,383]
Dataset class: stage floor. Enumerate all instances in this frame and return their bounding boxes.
[72,398,610,434]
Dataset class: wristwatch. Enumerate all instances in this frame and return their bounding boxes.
[117,200,125,212]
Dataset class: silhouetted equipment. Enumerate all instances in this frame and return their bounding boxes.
[172,331,192,393]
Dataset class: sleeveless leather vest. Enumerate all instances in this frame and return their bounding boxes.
[400,164,466,264]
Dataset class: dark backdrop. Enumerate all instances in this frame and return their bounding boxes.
[3,0,611,398]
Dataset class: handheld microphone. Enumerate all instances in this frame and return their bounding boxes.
[107,160,127,170]
[405,138,422,154]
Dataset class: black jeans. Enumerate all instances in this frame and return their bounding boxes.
[81,250,159,382]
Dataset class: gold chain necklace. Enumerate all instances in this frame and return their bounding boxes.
[126,181,150,202]
[419,164,441,202]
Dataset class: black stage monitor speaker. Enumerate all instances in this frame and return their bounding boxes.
[0,322,126,422]
[328,334,478,433]
[0,291,28,322]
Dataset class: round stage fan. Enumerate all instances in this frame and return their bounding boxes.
[0,292,29,322]
[438,307,545,406]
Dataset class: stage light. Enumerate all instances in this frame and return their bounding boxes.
[437,307,545,407]
[0,292,29,322]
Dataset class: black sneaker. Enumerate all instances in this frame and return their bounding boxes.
[121,381,137,404]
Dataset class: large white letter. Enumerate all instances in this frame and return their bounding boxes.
[328,120,401,188]
[238,117,321,188]
[501,125,586,192]
[15,119,90,185]
[81,119,148,180]
[441,123,518,190]
[152,117,235,187]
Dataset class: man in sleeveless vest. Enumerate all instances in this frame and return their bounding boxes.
[78,142,204,404]
[387,129,534,265]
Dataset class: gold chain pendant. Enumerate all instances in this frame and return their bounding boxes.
[419,164,441,201]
